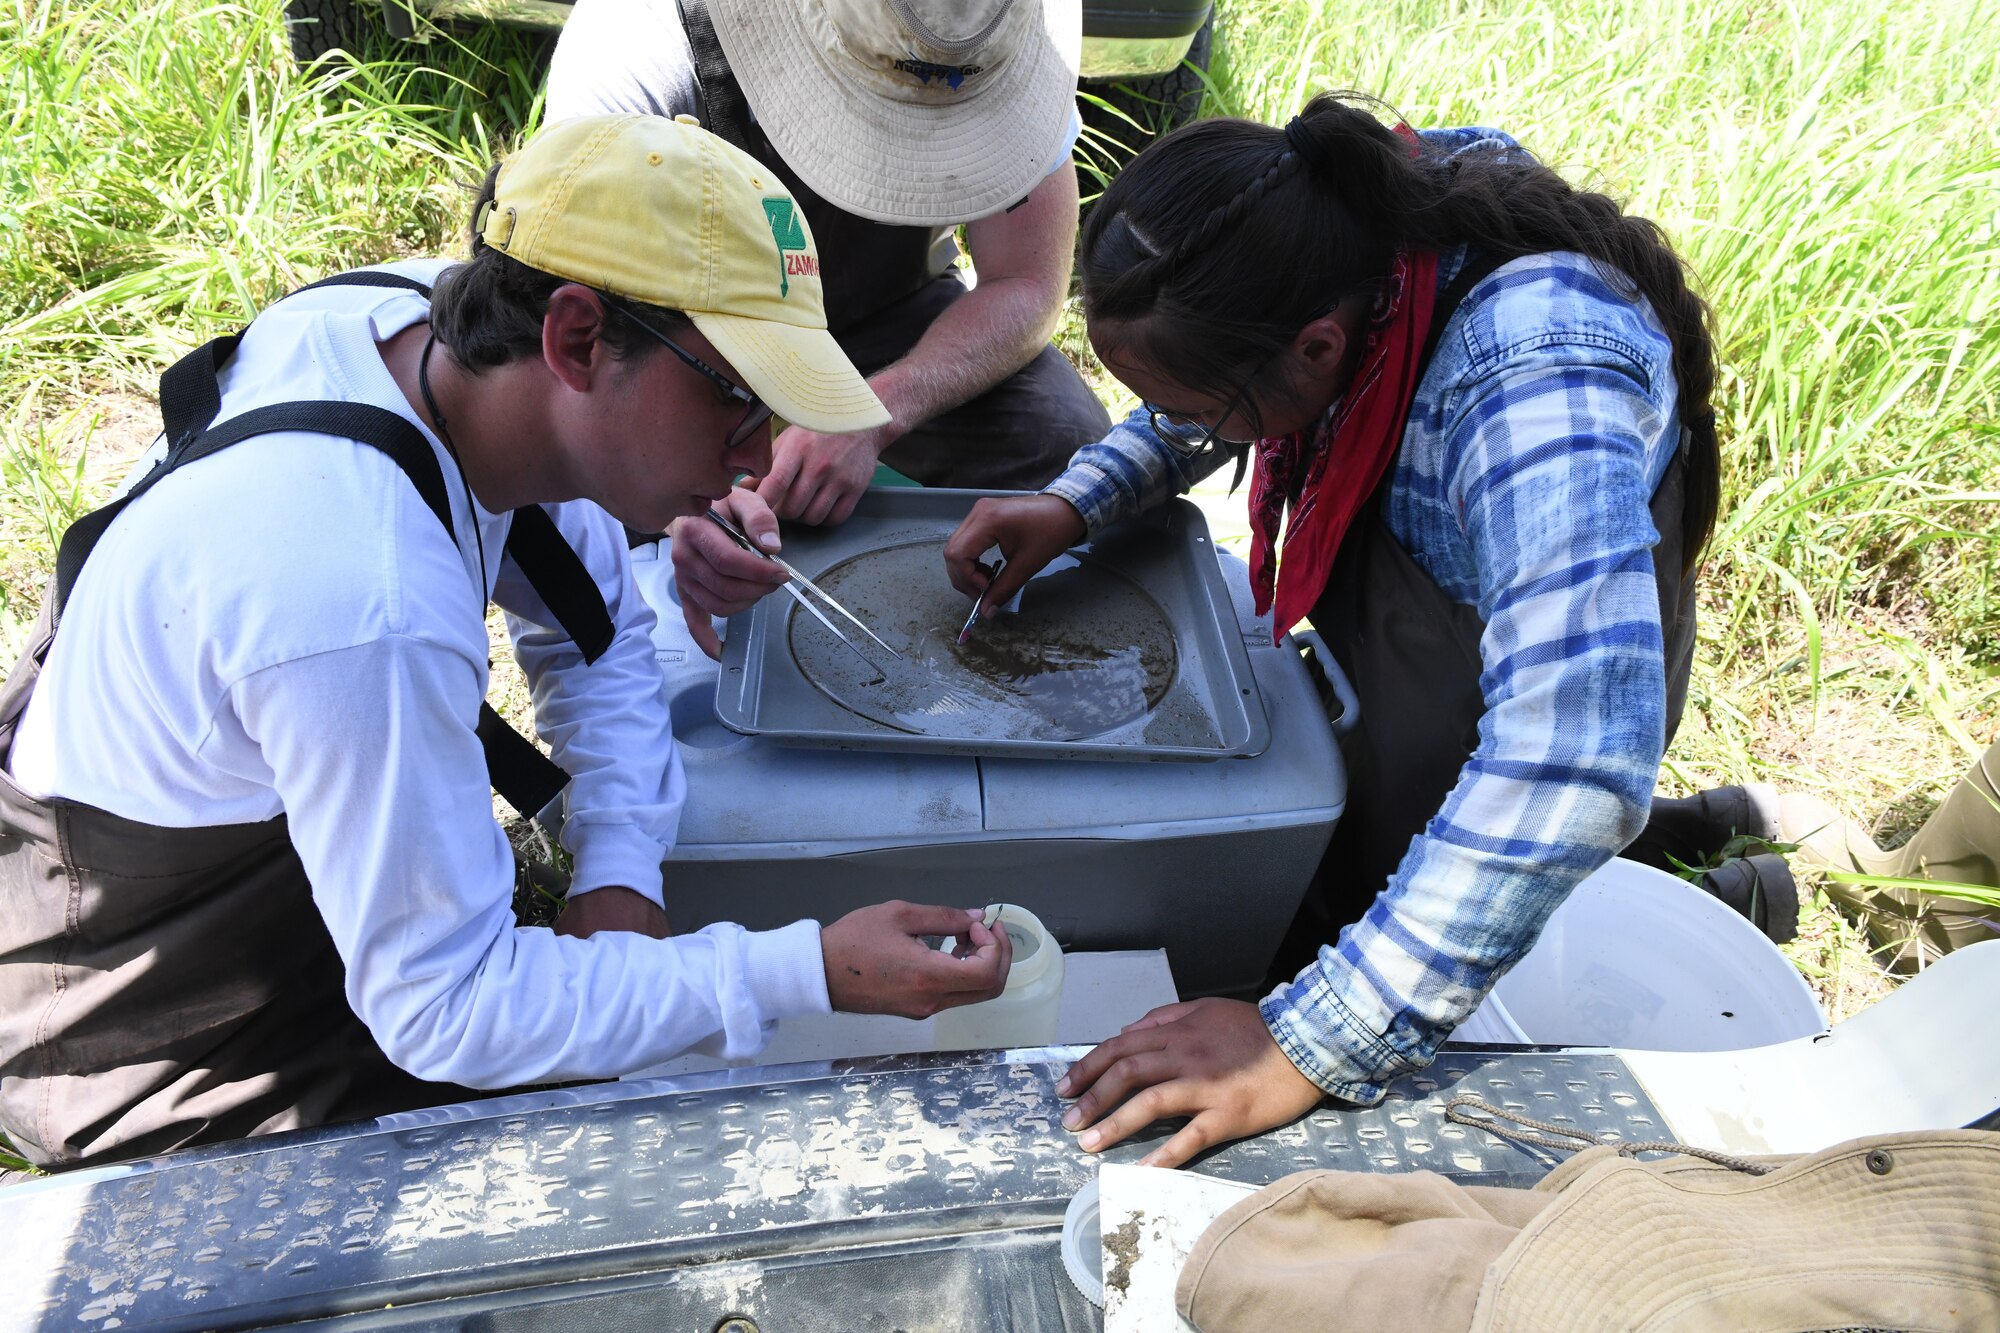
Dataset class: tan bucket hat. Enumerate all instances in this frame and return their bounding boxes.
[483,114,888,434]
[706,0,1082,225]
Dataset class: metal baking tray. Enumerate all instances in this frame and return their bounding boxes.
[714,488,1271,761]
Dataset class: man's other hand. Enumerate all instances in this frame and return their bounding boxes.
[553,885,672,939]
[822,902,1012,1018]
[1055,997,1325,1169]
[670,486,790,659]
[758,424,889,527]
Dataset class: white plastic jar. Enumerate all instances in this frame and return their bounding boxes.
[932,903,1066,1052]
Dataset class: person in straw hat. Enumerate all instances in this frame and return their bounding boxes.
[0,115,1011,1173]
[545,0,1106,651]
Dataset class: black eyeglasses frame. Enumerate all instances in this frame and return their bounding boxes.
[602,294,774,455]
[1145,374,1261,458]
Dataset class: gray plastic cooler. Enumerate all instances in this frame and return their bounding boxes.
[630,500,1348,997]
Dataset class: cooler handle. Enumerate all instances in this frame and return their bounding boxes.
[1291,629,1360,739]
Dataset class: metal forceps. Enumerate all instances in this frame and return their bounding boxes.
[956,561,1002,645]
[699,509,902,665]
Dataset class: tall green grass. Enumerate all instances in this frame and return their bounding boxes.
[1202,0,2000,807]
[0,0,1994,1006]
[0,1,530,371]
[0,0,550,634]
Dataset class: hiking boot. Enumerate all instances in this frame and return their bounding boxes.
[1627,784,1783,875]
[1697,853,1801,945]
[1778,783,2000,973]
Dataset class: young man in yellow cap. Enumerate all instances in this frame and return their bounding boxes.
[0,115,1009,1173]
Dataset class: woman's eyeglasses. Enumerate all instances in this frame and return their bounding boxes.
[1142,297,1374,457]
[1145,376,1258,457]
[605,295,775,454]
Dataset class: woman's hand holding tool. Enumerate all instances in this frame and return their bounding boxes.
[941,493,1087,632]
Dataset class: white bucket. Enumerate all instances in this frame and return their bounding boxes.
[1453,858,1826,1051]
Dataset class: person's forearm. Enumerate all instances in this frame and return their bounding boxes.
[501,500,684,901]
[866,272,1063,446]
[1045,406,1234,535]
[1264,611,1665,1103]
[239,636,834,1088]
[513,603,685,902]
[1269,344,1678,1102]
[1264,748,1656,1103]
[853,159,1078,459]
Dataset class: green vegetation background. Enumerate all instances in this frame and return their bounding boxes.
[1,0,1995,1035]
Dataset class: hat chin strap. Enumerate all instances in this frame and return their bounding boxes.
[882,0,1013,56]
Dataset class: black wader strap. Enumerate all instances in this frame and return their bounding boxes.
[152,273,438,450]
[503,505,614,664]
[291,271,438,298]
[158,333,241,451]
[675,0,755,153]
[476,703,569,816]
[49,269,618,818]
[55,400,454,622]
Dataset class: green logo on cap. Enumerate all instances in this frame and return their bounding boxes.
[762,197,813,297]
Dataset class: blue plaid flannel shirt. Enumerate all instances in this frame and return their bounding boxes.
[1045,130,1685,1103]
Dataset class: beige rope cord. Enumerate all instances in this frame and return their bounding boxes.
[1442,1094,1775,1175]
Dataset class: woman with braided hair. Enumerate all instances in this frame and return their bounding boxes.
[942,91,1721,1167]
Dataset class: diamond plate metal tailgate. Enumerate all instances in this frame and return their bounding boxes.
[1,1046,1666,1331]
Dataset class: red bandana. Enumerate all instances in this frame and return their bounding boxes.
[1246,242,1441,641]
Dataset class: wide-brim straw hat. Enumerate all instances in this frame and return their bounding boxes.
[709,0,1082,226]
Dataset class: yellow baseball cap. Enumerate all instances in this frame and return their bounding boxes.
[481,114,889,434]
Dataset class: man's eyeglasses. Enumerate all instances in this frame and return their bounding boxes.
[606,295,775,455]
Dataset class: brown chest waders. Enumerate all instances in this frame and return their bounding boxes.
[0,271,613,1169]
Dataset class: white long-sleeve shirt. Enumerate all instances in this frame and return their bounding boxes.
[9,261,831,1086]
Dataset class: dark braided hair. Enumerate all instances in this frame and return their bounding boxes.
[429,161,690,373]
[1080,90,1721,569]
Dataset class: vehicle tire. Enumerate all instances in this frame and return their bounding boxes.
[286,0,372,67]
[1076,14,1214,189]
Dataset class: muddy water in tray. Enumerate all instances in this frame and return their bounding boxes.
[789,540,1178,741]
